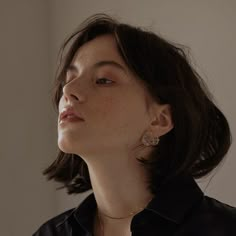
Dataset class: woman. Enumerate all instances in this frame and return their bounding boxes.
[33,13,236,236]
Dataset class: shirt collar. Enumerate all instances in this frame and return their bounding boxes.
[72,174,204,234]
[143,174,204,223]
[73,192,97,234]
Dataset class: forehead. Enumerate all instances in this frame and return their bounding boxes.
[72,34,125,67]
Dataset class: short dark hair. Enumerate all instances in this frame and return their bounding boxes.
[43,13,232,195]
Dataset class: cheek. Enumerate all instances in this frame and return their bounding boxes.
[94,95,118,121]
[97,94,147,133]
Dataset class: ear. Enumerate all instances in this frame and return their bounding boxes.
[149,104,174,137]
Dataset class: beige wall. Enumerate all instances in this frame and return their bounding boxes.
[0,1,57,235]
[0,1,235,235]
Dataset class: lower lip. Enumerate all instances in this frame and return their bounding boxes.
[59,116,84,124]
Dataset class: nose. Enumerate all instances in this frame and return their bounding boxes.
[63,84,79,101]
[63,89,79,102]
[62,79,84,102]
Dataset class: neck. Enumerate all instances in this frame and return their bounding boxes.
[86,153,154,227]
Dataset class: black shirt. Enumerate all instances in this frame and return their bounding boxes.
[33,175,236,235]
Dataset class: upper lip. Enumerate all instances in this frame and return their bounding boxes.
[59,106,84,121]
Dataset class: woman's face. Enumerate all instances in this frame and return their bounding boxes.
[58,34,156,160]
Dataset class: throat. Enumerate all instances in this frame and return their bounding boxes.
[93,208,132,236]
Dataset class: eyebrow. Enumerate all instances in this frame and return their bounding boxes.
[66,60,127,74]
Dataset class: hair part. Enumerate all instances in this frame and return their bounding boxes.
[43,13,232,195]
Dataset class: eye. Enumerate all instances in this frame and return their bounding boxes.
[61,77,114,87]
[96,78,114,85]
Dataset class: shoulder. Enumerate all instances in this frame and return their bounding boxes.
[202,196,236,220]
[32,208,76,236]
[32,193,96,235]
[185,195,236,235]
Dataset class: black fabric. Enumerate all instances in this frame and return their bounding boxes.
[32,175,236,235]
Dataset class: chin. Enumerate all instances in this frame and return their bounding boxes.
[57,139,75,154]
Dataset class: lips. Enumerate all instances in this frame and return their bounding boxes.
[59,107,84,122]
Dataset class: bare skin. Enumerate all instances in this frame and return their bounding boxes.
[57,34,174,235]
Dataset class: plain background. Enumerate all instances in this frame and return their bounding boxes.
[0,1,235,235]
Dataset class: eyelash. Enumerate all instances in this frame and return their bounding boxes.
[96,78,114,85]
[62,77,114,86]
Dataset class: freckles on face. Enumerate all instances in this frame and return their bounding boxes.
[90,92,123,129]
[96,84,148,137]
[57,34,151,154]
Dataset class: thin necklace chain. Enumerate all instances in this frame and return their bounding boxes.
[98,197,153,219]
[96,197,153,236]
